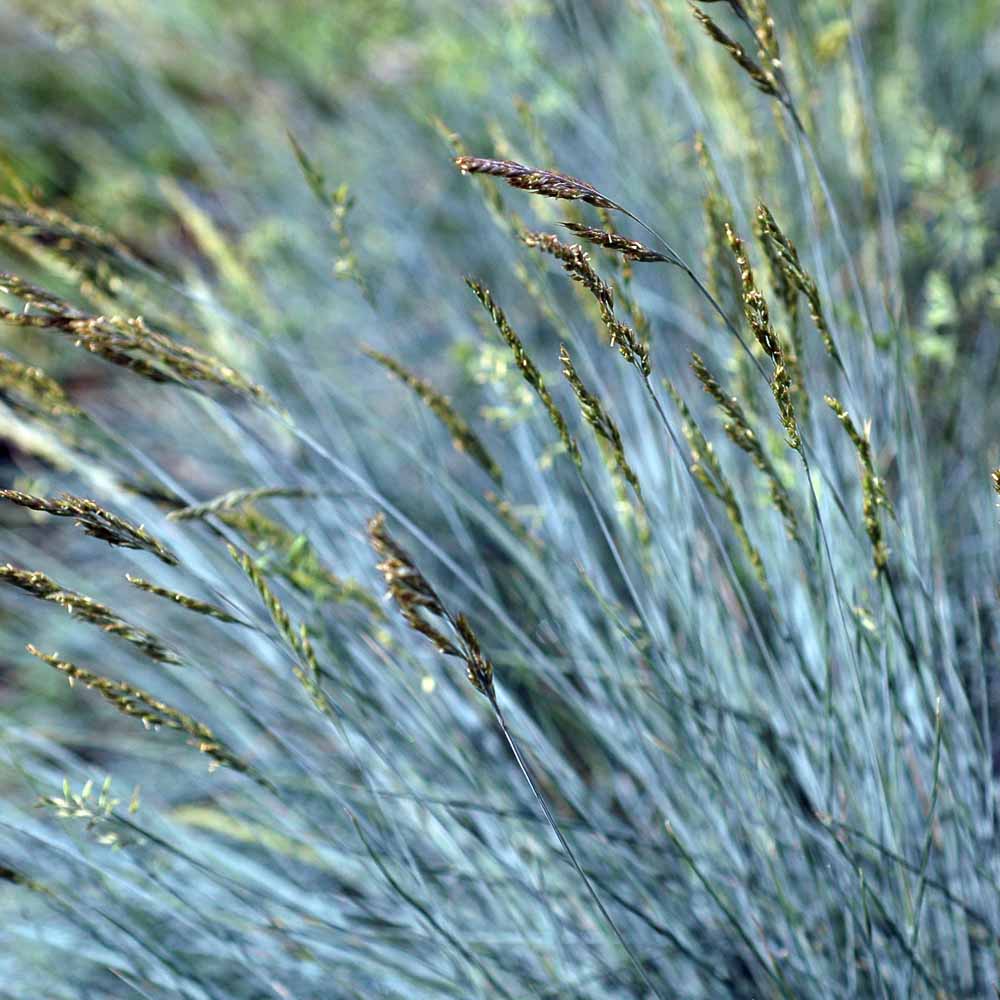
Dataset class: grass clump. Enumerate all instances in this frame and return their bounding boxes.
[1,2,999,998]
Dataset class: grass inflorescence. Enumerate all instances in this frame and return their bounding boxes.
[1,489,178,564]
[1,564,179,663]
[454,156,620,211]
[725,222,801,450]
[466,277,581,466]
[690,351,799,540]
[560,344,643,500]
[0,271,270,402]
[26,645,254,778]
[824,395,893,574]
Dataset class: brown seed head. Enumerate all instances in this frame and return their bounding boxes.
[521,232,615,316]
[455,613,494,697]
[562,223,668,263]
[454,157,619,211]
[524,233,650,374]
[367,513,458,656]
[367,513,497,700]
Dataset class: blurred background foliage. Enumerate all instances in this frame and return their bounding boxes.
[1,0,997,571]
[2,0,998,348]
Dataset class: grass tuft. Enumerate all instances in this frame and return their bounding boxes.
[1,4,996,997]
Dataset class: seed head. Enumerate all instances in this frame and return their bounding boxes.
[454,157,619,212]
[561,223,669,263]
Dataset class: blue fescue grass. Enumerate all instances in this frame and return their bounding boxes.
[1,1,999,997]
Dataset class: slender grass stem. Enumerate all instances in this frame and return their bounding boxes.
[488,696,665,1000]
